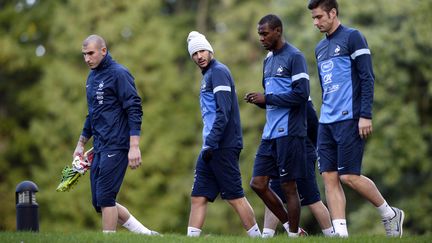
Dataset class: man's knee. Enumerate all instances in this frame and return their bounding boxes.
[96,193,116,209]
[339,174,360,187]
[322,171,340,186]
[250,177,268,193]
[227,197,244,206]
[191,196,208,207]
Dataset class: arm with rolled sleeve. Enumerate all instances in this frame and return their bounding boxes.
[81,114,93,139]
[265,53,310,107]
[74,116,92,158]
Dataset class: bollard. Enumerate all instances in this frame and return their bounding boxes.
[16,180,39,232]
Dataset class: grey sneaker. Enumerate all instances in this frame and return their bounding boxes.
[382,207,404,237]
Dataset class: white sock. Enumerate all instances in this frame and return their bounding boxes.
[262,228,275,238]
[103,230,116,234]
[377,201,395,220]
[246,223,261,237]
[322,226,335,236]
[282,221,290,233]
[122,215,152,235]
[187,226,201,237]
[332,219,348,237]
[288,231,299,237]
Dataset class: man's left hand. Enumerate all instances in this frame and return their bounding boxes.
[359,117,373,139]
[128,145,141,169]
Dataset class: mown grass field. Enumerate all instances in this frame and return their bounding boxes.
[0,232,431,243]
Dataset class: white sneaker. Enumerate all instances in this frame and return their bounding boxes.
[150,230,162,236]
[298,227,308,236]
[382,207,404,237]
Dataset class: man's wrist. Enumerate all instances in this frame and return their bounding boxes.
[78,135,88,146]
[130,135,140,148]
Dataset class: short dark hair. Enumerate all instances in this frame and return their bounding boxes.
[258,14,283,32]
[307,0,339,16]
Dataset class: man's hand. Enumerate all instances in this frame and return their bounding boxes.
[202,147,213,163]
[359,117,373,139]
[128,145,141,169]
[73,144,85,159]
[244,92,265,104]
[128,136,141,169]
[73,135,88,159]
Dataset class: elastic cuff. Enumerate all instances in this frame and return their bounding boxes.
[129,130,141,136]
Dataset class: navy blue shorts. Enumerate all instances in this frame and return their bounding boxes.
[90,150,128,212]
[269,140,320,206]
[191,148,245,202]
[253,136,306,182]
[317,119,365,175]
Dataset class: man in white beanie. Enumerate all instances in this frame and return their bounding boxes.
[186,31,261,238]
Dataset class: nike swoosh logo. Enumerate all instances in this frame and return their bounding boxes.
[108,154,116,158]
[280,172,288,177]
[338,167,345,170]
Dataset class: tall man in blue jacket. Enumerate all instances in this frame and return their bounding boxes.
[74,35,158,234]
[308,0,404,237]
[186,31,261,237]
[245,14,310,237]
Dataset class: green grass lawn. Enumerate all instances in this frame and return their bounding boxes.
[0,232,431,243]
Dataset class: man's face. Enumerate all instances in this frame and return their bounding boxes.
[257,23,280,51]
[82,42,106,69]
[311,6,337,33]
[191,50,212,69]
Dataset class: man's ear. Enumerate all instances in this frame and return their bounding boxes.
[329,8,337,19]
[101,47,107,56]
[275,26,282,36]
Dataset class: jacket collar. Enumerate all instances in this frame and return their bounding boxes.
[326,24,344,39]
[272,42,288,56]
[94,52,113,71]
[201,59,216,75]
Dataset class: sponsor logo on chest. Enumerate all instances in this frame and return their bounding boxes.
[334,45,341,56]
[96,81,104,105]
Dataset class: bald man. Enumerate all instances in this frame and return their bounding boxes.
[73,34,158,235]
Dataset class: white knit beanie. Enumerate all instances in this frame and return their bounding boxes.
[187,31,214,57]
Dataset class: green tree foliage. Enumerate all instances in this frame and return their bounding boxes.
[0,0,430,235]
[0,0,56,230]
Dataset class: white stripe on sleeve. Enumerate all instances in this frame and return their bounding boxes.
[213,85,231,93]
[292,73,309,81]
[350,48,371,60]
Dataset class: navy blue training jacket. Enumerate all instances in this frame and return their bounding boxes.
[262,43,310,139]
[81,53,143,152]
[199,59,243,150]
